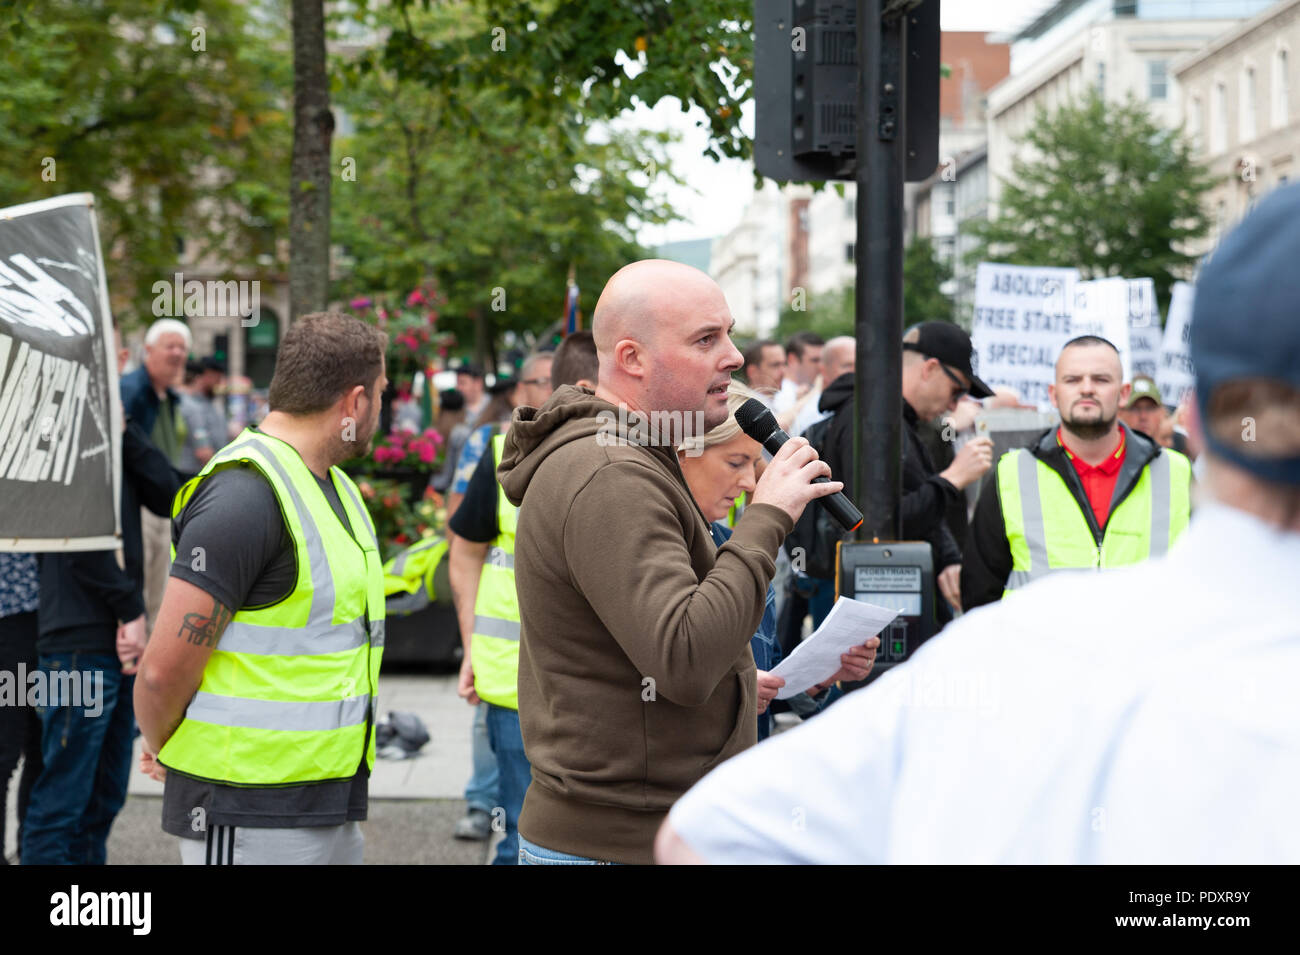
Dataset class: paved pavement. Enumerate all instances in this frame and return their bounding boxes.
[4,673,502,865]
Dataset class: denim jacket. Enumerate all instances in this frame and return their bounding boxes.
[710,522,840,740]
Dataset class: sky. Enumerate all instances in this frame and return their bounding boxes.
[633,0,1051,248]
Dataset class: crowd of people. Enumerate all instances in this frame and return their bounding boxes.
[4,185,1297,866]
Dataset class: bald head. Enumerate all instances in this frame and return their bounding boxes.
[589,259,743,427]
[592,260,727,356]
[821,336,856,384]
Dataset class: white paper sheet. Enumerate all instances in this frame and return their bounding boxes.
[770,596,901,699]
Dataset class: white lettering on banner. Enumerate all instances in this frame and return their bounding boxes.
[1072,277,1132,383]
[1156,282,1195,409]
[0,252,95,337]
[971,263,1079,411]
[0,333,92,484]
[1126,277,1161,381]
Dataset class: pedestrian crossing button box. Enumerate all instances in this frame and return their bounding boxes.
[837,541,936,686]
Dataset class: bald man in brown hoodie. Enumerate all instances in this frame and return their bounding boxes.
[497,260,841,864]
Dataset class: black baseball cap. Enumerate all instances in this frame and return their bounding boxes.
[903,322,993,399]
[455,361,484,379]
[1191,183,1300,485]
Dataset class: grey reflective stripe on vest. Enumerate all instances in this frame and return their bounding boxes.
[185,691,371,731]
[369,619,385,648]
[485,546,514,571]
[1008,451,1052,591]
[335,476,380,550]
[1147,452,1172,558]
[390,537,440,577]
[473,614,520,641]
[217,616,368,656]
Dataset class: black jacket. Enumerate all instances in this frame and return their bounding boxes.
[961,423,1164,612]
[38,420,182,654]
[790,376,963,582]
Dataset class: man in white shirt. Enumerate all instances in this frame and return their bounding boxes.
[656,183,1300,865]
[771,331,824,421]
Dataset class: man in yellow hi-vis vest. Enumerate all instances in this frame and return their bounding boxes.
[962,335,1192,610]
[134,313,389,865]
[447,336,589,863]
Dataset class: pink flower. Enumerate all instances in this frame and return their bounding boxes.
[407,289,425,306]
[350,297,372,310]
[414,441,435,464]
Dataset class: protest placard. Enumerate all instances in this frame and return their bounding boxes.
[971,262,1078,410]
[1125,277,1162,381]
[1156,281,1195,410]
[1072,277,1133,382]
[0,193,121,550]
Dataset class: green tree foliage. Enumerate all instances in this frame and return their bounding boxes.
[773,236,953,342]
[331,2,679,365]
[966,91,1213,306]
[376,0,753,163]
[902,236,954,326]
[0,1,293,325]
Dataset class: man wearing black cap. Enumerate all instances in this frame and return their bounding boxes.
[796,322,994,622]
[898,322,995,615]
[658,184,1300,864]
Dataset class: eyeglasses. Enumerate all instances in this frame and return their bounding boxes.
[903,342,969,401]
[935,362,969,402]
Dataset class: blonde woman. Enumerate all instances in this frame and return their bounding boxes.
[677,381,877,739]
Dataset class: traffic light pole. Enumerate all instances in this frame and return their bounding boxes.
[853,0,906,541]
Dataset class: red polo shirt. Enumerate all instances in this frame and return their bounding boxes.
[1057,426,1126,529]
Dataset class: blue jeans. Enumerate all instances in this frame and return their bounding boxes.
[485,703,530,866]
[463,702,499,813]
[21,652,134,865]
[518,834,621,865]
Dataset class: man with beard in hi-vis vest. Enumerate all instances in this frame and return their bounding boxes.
[134,312,389,865]
[961,335,1192,611]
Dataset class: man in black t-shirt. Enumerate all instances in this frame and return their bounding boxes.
[135,313,389,865]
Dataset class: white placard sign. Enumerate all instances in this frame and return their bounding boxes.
[1125,278,1161,381]
[971,262,1079,410]
[1072,277,1133,383]
[1156,281,1195,410]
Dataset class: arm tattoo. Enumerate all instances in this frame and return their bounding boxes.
[177,597,233,647]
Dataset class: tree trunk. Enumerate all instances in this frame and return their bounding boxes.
[289,0,333,321]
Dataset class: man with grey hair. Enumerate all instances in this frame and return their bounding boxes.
[120,318,194,633]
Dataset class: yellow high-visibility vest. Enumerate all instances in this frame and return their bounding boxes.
[997,444,1191,598]
[159,428,385,785]
[469,433,520,710]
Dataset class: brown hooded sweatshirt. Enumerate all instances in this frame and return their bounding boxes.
[497,384,793,863]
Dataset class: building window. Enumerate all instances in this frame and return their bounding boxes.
[845,198,855,219]
[1096,60,1106,98]
[844,243,855,264]
[1241,66,1257,143]
[943,186,955,217]
[1148,60,1168,101]
[1211,81,1227,155]
[1188,94,1202,150]
[1274,49,1290,128]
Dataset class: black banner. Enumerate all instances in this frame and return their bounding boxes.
[0,194,120,550]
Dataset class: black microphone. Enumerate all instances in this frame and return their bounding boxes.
[734,398,863,532]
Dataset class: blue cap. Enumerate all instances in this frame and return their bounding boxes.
[1191,183,1300,485]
